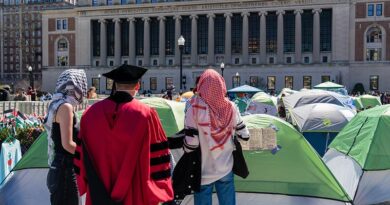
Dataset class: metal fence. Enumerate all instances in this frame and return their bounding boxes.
[0,101,89,116]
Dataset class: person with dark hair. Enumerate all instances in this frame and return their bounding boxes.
[74,64,173,205]
[44,69,88,205]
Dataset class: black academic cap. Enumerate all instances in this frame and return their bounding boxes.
[103,64,148,84]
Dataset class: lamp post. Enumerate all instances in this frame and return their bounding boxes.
[28,65,35,101]
[97,74,101,94]
[234,72,240,87]
[178,35,185,91]
[220,62,225,77]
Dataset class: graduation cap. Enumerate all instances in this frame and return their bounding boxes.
[103,64,148,84]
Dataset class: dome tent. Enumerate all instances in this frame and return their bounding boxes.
[246,92,278,116]
[290,103,355,156]
[181,114,351,205]
[323,105,390,205]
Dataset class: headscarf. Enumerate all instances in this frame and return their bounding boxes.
[195,69,234,150]
[44,69,87,165]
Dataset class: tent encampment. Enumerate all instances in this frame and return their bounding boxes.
[246,92,278,116]
[290,103,355,156]
[323,105,390,205]
[181,114,351,205]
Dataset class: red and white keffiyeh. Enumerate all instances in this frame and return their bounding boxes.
[195,69,234,150]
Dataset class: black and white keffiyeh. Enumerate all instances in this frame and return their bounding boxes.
[44,69,87,165]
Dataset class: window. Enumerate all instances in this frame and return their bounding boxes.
[322,56,328,63]
[266,12,277,53]
[366,26,383,61]
[109,61,114,66]
[107,21,115,56]
[269,57,274,64]
[181,16,191,54]
[121,21,129,56]
[150,18,159,55]
[231,14,242,54]
[234,58,240,64]
[284,11,295,53]
[367,3,383,17]
[304,56,310,64]
[321,75,331,83]
[285,76,293,89]
[232,75,241,88]
[121,0,127,4]
[214,14,225,54]
[197,15,208,54]
[138,60,142,66]
[91,78,100,93]
[303,76,312,89]
[123,60,128,65]
[165,77,173,90]
[57,39,68,51]
[165,17,175,55]
[370,75,379,90]
[153,59,158,66]
[92,0,98,6]
[57,56,68,66]
[150,77,157,90]
[56,19,68,31]
[248,13,260,53]
[251,58,257,64]
[106,78,114,90]
[302,10,313,52]
[92,20,100,56]
[168,59,173,65]
[135,19,144,55]
[107,0,113,5]
[96,60,100,66]
[249,76,258,87]
[320,9,332,52]
[286,57,292,64]
[267,76,276,90]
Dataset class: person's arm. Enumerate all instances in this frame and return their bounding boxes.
[234,104,250,141]
[183,106,199,153]
[56,103,77,154]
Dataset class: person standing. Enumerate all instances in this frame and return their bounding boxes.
[74,64,173,205]
[183,69,249,205]
[13,88,27,101]
[44,69,88,205]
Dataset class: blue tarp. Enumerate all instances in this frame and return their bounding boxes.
[228,85,262,93]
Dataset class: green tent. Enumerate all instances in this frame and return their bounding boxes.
[352,97,363,110]
[357,94,381,109]
[324,105,390,205]
[246,92,278,116]
[141,97,185,137]
[182,114,351,205]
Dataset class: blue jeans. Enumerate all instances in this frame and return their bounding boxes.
[194,171,235,205]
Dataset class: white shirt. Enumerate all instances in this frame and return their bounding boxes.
[184,99,249,185]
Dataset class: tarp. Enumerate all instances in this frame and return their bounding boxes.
[246,92,278,116]
[324,105,390,205]
[227,85,262,93]
[283,90,354,110]
[182,114,351,204]
[141,97,185,137]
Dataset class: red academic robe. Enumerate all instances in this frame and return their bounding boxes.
[74,93,173,205]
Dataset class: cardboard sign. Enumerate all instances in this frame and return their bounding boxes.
[241,128,277,151]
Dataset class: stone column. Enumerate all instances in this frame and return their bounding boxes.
[259,11,267,64]
[128,17,136,65]
[190,14,198,65]
[174,15,181,66]
[99,19,107,66]
[143,17,150,66]
[313,8,322,63]
[158,16,166,66]
[224,13,232,64]
[242,12,250,65]
[207,13,215,65]
[114,18,121,66]
[294,9,303,64]
[277,10,285,64]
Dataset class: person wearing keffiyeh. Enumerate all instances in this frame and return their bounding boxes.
[44,69,87,205]
[183,69,250,205]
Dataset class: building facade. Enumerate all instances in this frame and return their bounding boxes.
[0,0,74,89]
[41,0,390,94]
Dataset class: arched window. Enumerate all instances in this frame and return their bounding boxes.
[365,26,385,61]
[56,38,69,66]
